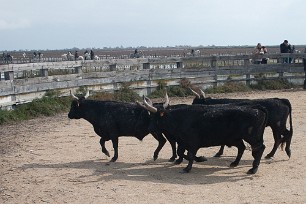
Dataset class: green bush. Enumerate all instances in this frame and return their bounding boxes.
[114,83,141,102]
[205,82,251,94]
[148,78,194,98]
[0,96,71,125]
[250,79,296,90]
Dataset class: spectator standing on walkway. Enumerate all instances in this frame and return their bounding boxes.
[75,51,79,60]
[253,43,264,64]
[280,40,292,63]
[261,46,268,64]
[90,50,94,60]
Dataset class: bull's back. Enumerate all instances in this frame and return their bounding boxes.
[88,101,150,137]
[166,107,266,147]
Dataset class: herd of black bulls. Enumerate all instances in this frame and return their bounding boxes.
[68,89,292,175]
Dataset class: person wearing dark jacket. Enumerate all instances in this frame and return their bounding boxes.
[90,50,94,60]
[280,40,292,63]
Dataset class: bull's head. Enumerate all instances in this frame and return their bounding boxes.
[68,90,90,119]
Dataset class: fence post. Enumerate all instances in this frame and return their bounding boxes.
[176,62,183,68]
[210,56,217,68]
[74,66,82,74]
[146,80,152,95]
[244,59,250,66]
[109,64,117,71]
[278,72,284,78]
[246,74,251,86]
[143,63,150,69]
[4,71,14,80]
[303,48,306,89]
[40,68,48,77]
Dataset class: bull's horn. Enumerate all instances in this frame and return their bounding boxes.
[70,90,78,100]
[200,89,206,98]
[84,90,90,99]
[144,96,153,106]
[163,92,169,109]
[143,97,157,113]
[190,88,200,99]
[136,101,147,109]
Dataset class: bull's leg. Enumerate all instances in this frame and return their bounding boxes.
[230,141,246,167]
[151,133,167,161]
[162,133,177,162]
[168,139,177,162]
[99,138,110,157]
[175,144,185,164]
[183,153,207,162]
[181,151,195,173]
[265,127,281,159]
[247,144,265,174]
[284,129,292,158]
[194,155,207,162]
[110,137,119,162]
[214,145,225,157]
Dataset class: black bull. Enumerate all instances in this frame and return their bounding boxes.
[142,102,268,174]
[192,94,293,159]
[68,97,178,162]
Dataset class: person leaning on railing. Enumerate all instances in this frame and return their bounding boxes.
[253,43,264,64]
[280,40,292,63]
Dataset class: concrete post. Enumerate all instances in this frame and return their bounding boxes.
[40,68,48,77]
[74,66,82,74]
[246,74,251,86]
[110,64,117,71]
[4,71,14,80]
[143,63,150,69]
[278,72,284,78]
[303,48,306,89]
[176,62,183,68]
[210,56,217,68]
[146,80,152,95]
[244,59,250,66]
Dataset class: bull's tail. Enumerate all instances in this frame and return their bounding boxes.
[280,99,293,158]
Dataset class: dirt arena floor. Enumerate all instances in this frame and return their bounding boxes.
[1,89,306,204]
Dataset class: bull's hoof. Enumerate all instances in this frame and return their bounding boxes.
[230,161,239,167]
[110,157,117,162]
[214,152,222,158]
[264,154,273,159]
[285,149,291,158]
[174,159,183,165]
[103,151,110,157]
[168,157,176,162]
[247,167,258,174]
[179,168,190,173]
[194,156,207,162]
[153,155,158,161]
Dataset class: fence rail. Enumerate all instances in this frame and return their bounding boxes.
[1,53,306,109]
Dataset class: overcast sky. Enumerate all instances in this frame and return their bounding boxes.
[1,0,305,51]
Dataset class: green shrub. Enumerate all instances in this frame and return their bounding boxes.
[148,78,194,98]
[205,82,251,94]
[250,79,296,90]
[114,83,141,102]
[0,96,71,125]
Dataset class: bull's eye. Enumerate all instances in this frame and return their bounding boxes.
[160,112,164,117]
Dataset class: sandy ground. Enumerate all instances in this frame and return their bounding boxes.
[1,89,306,204]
